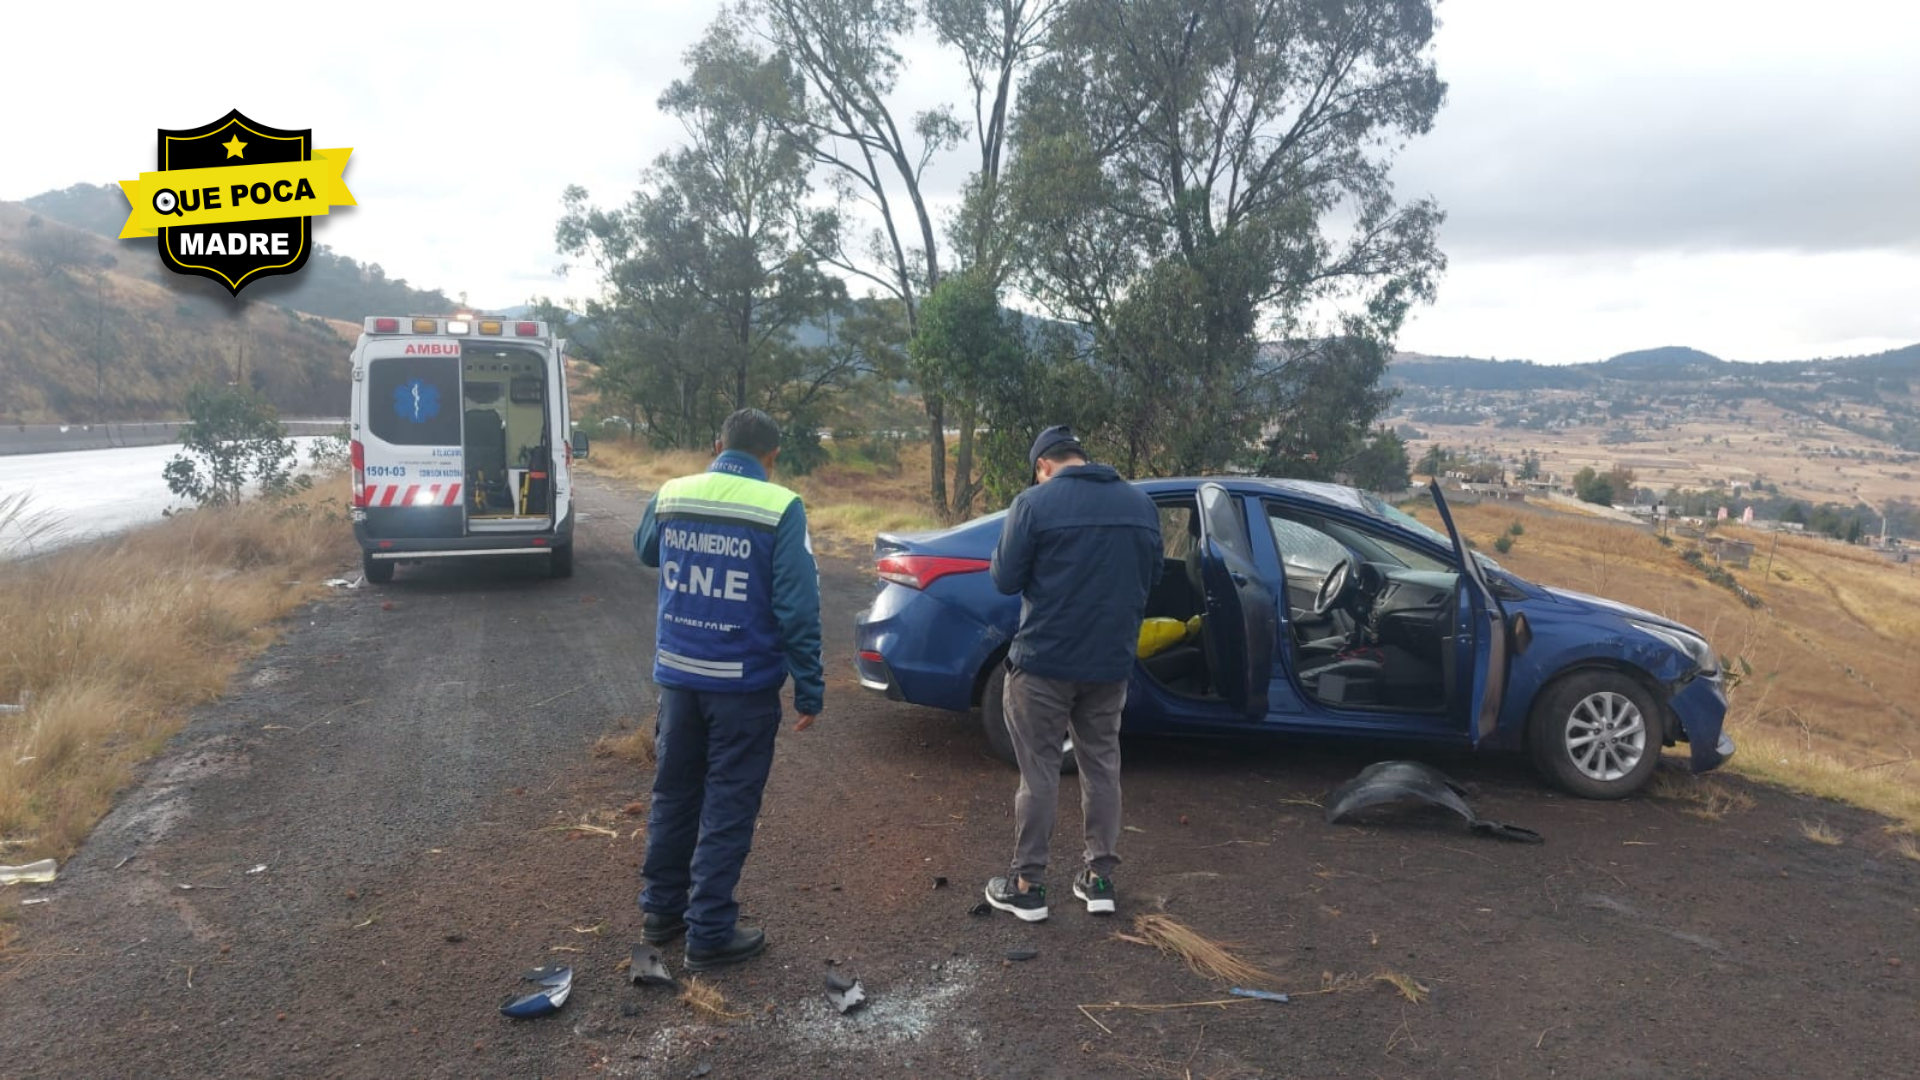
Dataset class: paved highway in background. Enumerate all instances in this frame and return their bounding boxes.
[0,438,325,559]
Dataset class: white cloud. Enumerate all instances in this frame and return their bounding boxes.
[3,0,1913,362]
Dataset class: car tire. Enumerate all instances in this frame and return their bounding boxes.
[981,664,1078,775]
[549,543,574,579]
[362,554,395,585]
[1528,670,1662,799]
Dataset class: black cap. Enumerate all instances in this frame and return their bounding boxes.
[1028,425,1084,472]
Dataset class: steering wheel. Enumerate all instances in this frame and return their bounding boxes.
[1312,558,1353,618]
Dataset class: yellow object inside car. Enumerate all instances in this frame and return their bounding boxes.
[1138,615,1203,658]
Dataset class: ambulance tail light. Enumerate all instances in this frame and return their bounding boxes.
[350,439,367,506]
[445,319,470,335]
[875,554,989,590]
[413,318,437,334]
[478,320,502,335]
[515,322,539,336]
[373,318,399,333]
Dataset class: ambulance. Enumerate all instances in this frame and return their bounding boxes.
[347,315,586,584]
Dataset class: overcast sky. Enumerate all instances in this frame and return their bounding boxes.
[4,0,1916,364]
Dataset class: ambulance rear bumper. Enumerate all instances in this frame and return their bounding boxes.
[354,506,574,556]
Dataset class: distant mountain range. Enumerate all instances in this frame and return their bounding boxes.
[1388,343,1920,391]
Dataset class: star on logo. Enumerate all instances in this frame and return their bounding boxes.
[222,134,247,158]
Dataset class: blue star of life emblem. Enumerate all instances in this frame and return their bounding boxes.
[393,379,441,423]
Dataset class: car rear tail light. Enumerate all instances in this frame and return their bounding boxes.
[859,650,884,664]
[373,317,399,333]
[350,439,367,506]
[875,554,990,590]
[515,321,539,336]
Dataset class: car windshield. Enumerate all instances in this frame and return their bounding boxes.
[1362,494,1506,574]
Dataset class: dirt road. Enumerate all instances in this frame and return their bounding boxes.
[3,475,1916,1078]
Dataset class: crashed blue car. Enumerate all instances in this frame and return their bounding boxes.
[855,479,1732,799]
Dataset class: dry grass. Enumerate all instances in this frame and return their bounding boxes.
[582,437,944,552]
[592,719,657,767]
[1646,771,1757,821]
[0,478,353,860]
[1892,837,1920,864]
[1798,819,1844,846]
[1116,913,1275,988]
[678,976,746,1020]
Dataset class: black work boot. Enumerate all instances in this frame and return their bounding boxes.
[642,911,687,945]
[684,927,768,971]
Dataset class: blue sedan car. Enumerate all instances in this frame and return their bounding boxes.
[854,479,1734,799]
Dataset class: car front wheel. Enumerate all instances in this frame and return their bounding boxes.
[981,664,1078,775]
[1528,670,1662,799]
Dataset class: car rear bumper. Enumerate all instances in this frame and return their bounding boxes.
[854,591,1002,712]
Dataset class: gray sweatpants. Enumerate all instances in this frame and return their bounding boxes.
[1005,667,1125,885]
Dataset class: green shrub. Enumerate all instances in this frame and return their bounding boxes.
[1493,534,1514,554]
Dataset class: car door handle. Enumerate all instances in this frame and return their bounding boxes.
[1229,571,1249,586]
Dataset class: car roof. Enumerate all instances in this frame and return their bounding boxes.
[1133,476,1375,514]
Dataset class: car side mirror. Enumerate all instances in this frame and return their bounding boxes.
[570,430,591,460]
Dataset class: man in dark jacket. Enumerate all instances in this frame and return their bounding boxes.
[984,425,1162,921]
[633,409,824,970]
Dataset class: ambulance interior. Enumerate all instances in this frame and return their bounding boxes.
[461,347,553,520]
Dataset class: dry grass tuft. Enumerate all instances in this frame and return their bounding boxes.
[1892,837,1920,864]
[1372,971,1431,1005]
[679,976,746,1019]
[1798,819,1844,846]
[1647,772,1757,821]
[1116,913,1275,988]
[592,720,657,767]
[0,477,353,860]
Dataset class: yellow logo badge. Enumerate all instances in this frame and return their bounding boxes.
[118,109,355,295]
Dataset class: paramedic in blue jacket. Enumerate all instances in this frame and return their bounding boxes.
[633,408,824,970]
[983,425,1162,922]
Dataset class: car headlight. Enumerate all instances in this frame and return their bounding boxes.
[1630,620,1719,675]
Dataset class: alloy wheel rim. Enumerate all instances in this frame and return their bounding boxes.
[1564,690,1646,782]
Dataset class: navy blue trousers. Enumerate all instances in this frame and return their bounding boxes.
[640,685,781,952]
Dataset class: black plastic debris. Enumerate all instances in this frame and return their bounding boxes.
[968,901,992,917]
[825,971,867,1014]
[1325,761,1543,843]
[1005,948,1038,962]
[932,876,949,889]
[500,965,573,1019]
[629,943,675,987]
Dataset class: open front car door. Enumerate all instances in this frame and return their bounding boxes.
[1429,481,1510,746]
[1197,482,1275,719]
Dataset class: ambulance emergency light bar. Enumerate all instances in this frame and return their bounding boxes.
[365,316,545,337]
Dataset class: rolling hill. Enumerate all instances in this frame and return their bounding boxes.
[0,184,472,423]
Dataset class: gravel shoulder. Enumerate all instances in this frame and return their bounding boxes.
[2,474,1915,1078]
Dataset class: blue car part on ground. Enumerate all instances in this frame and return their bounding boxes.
[500,965,573,1019]
[1325,760,1544,843]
